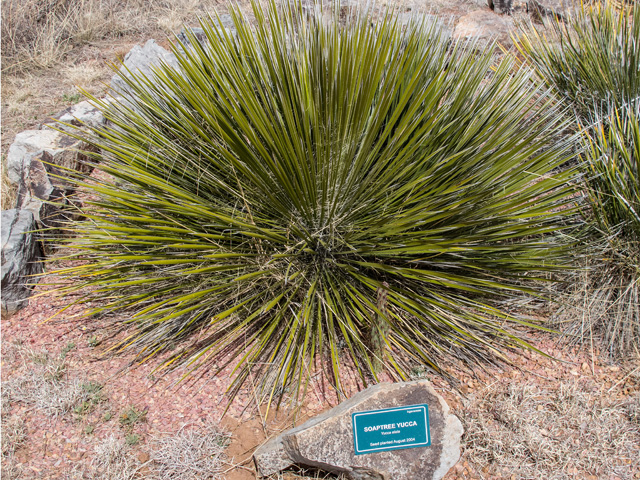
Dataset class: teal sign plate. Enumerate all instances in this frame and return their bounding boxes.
[352,404,431,455]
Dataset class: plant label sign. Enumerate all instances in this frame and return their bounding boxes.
[352,404,431,455]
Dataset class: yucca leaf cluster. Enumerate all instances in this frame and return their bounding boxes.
[569,107,640,356]
[518,2,640,356]
[516,3,640,122]
[59,1,578,406]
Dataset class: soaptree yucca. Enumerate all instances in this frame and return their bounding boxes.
[57,1,578,407]
[515,2,640,123]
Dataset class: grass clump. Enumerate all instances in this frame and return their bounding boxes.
[85,435,140,480]
[150,424,229,479]
[516,2,640,122]
[57,0,578,408]
[4,345,108,417]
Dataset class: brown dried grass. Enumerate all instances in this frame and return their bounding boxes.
[0,0,237,75]
[462,380,640,479]
[2,344,101,417]
[150,424,230,480]
[1,388,27,480]
[65,425,230,480]
[0,0,231,209]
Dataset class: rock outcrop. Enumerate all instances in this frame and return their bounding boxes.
[253,381,463,480]
[3,98,104,315]
[41,100,106,133]
[1,209,44,316]
[110,39,179,96]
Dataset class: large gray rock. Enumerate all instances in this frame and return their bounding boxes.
[41,100,106,133]
[7,128,95,233]
[177,16,237,48]
[6,130,72,186]
[453,9,514,47]
[6,129,93,190]
[1,209,43,316]
[253,381,463,480]
[15,156,83,231]
[111,39,179,95]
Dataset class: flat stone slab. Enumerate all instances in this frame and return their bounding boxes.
[253,380,463,480]
[41,100,106,132]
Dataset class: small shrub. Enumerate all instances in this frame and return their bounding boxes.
[62,92,81,104]
[82,380,105,398]
[74,400,92,416]
[125,433,140,446]
[58,0,579,407]
[74,382,105,417]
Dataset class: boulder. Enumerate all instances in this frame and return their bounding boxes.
[253,381,463,480]
[527,0,574,21]
[1,209,43,316]
[41,100,106,133]
[111,39,180,96]
[6,129,94,191]
[15,156,83,231]
[453,9,514,47]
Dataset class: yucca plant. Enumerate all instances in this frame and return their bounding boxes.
[515,2,640,123]
[54,1,578,408]
[559,106,640,356]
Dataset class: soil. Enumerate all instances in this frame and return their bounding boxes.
[3,277,639,479]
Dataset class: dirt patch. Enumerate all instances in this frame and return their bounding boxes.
[3,285,639,480]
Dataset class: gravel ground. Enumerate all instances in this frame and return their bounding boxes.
[2,274,639,479]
